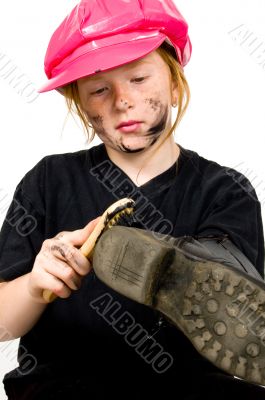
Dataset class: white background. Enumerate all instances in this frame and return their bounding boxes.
[0,1,265,398]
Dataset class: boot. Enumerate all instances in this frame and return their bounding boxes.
[92,226,265,387]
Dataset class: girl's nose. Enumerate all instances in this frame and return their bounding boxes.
[114,85,134,111]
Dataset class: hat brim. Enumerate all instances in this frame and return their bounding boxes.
[37,32,168,93]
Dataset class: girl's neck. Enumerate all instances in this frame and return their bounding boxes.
[105,135,180,187]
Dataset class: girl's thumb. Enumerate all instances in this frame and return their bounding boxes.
[66,217,101,247]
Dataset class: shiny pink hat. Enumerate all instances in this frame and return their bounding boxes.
[38,0,192,93]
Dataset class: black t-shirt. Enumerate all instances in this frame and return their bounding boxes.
[0,143,264,398]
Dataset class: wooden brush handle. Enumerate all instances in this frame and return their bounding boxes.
[42,198,133,303]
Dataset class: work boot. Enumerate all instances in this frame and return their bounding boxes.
[92,226,265,387]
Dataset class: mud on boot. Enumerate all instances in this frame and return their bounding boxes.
[92,225,265,387]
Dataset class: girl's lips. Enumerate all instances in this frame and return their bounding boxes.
[117,122,141,132]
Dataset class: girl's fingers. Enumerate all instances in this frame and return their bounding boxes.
[42,239,92,277]
[29,269,72,301]
[54,217,101,247]
[34,250,83,295]
[42,258,82,292]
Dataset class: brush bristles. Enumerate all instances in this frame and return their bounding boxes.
[105,207,135,229]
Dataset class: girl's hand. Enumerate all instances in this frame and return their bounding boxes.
[28,217,101,303]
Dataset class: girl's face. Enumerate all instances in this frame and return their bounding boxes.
[77,50,178,154]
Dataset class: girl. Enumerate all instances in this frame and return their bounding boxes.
[0,0,264,399]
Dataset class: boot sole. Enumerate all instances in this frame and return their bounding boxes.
[93,226,265,387]
[155,249,265,387]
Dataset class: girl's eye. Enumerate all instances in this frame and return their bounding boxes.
[132,77,146,83]
[91,87,107,95]
[90,77,147,95]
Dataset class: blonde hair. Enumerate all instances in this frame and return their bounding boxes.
[62,41,190,148]
[63,81,95,143]
[153,41,190,155]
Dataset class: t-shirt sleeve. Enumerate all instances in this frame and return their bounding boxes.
[0,170,45,282]
[196,169,264,278]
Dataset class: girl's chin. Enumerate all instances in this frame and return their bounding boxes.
[102,134,155,152]
[120,140,150,152]
[121,135,152,146]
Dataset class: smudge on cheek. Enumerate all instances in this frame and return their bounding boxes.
[91,115,103,126]
[144,98,161,112]
[146,105,169,138]
[91,115,106,135]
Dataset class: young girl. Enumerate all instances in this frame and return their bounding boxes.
[0,0,264,399]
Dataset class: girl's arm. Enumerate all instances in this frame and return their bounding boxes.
[0,274,47,340]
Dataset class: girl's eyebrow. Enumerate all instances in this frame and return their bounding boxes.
[87,60,152,82]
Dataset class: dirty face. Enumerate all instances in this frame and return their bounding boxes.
[77,50,177,154]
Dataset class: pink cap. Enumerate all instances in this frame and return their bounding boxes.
[38,0,192,93]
